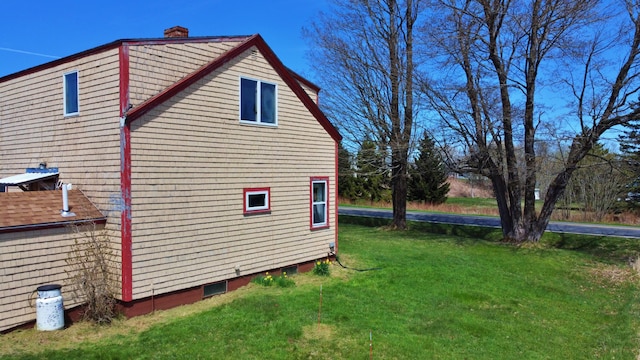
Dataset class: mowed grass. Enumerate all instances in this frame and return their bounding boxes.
[2,222,640,359]
[444,196,499,209]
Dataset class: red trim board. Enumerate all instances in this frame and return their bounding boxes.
[334,141,339,253]
[119,44,133,302]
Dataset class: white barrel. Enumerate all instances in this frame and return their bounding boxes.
[35,284,64,331]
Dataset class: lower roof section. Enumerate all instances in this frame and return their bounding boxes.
[0,189,106,233]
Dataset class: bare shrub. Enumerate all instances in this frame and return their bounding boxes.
[65,223,119,324]
[629,257,640,275]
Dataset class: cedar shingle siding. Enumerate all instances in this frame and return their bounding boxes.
[129,46,336,297]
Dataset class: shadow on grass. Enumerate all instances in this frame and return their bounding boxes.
[339,215,640,263]
[339,215,502,241]
[541,232,640,263]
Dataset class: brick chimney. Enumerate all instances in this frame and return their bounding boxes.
[164,26,189,38]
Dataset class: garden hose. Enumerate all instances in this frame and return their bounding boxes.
[334,255,383,272]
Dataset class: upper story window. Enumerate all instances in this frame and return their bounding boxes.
[63,71,79,116]
[240,77,277,125]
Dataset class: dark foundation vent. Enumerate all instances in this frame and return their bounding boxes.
[282,265,298,275]
[203,281,227,298]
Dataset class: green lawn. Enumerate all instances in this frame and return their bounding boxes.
[2,222,639,359]
[343,196,500,210]
[444,196,499,208]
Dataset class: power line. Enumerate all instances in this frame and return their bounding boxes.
[0,47,60,59]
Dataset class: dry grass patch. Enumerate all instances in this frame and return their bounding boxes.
[292,324,340,359]
[302,323,335,341]
[588,262,639,286]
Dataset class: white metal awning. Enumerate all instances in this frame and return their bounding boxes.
[0,172,59,186]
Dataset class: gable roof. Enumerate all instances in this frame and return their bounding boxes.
[0,189,106,233]
[123,34,341,142]
[0,33,339,141]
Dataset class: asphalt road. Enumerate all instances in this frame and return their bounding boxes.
[339,207,640,238]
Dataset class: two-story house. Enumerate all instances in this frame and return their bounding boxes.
[0,26,340,332]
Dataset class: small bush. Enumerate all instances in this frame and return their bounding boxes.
[312,259,331,276]
[252,272,295,288]
[65,223,119,325]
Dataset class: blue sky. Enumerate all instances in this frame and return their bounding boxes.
[0,0,328,79]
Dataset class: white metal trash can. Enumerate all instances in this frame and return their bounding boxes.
[35,284,65,331]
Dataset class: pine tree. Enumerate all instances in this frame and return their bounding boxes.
[355,139,386,203]
[618,123,640,205]
[408,132,449,204]
[337,141,358,201]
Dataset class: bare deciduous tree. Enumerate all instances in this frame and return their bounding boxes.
[563,144,630,221]
[306,0,423,229]
[421,0,640,242]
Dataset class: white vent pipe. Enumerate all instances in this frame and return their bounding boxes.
[61,183,76,217]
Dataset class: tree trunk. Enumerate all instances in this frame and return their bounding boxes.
[389,0,415,230]
[387,0,409,230]
[490,173,513,238]
[391,151,408,230]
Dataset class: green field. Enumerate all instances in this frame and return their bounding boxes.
[443,196,499,208]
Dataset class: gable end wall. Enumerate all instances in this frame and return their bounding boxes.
[128,46,336,298]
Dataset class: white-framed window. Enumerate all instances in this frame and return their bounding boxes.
[310,177,329,229]
[243,187,271,214]
[63,70,79,116]
[240,77,277,125]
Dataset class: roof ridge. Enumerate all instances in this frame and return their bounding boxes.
[0,35,253,83]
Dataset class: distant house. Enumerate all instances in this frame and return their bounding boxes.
[0,26,341,332]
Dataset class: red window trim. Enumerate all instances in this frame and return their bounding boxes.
[310,177,330,230]
[243,187,271,215]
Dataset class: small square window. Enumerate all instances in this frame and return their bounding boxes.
[310,178,329,229]
[240,77,277,125]
[244,188,271,214]
[63,71,79,116]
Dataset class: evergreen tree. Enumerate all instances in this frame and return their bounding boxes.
[619,123,640,204]
[337,141,358,201]
[408,132,449,204]
[355,139,386,203]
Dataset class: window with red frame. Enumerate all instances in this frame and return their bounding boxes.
[243,188,270,214]
[311,178,328,228]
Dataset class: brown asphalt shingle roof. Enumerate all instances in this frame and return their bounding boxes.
[0,189,105,232]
